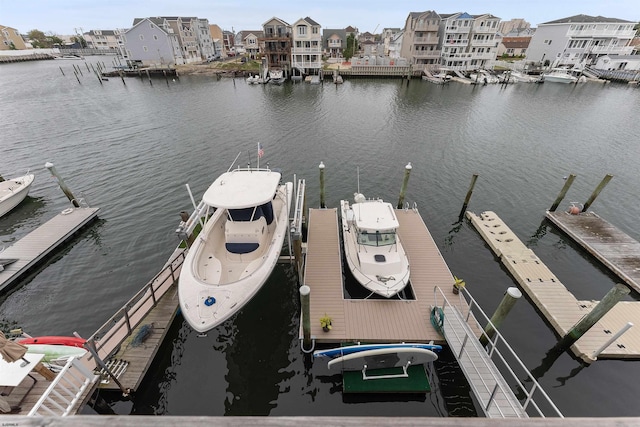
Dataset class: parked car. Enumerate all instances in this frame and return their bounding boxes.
[227,51,236,57]
[206,54,221,62]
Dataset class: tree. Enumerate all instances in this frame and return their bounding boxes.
[343,34,358,61]
[27,29,47,48]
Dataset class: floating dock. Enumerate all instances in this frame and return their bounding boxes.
[0,207,100,293]
[467,210,640,361]
[303,207,470,344]
[546,210,640,294]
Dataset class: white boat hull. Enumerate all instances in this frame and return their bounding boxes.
[179,181,293,333]
[340,199,410,298]
[0,173,34,218]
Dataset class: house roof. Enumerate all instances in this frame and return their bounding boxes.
[542,14,635,25]
[409,11,440,20]
[303,17,320,26]
[323,29,346,39]
[262,17,291,27]
[345,26,357,32]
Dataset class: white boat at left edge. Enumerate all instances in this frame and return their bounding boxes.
[0,173,35,218]
[178,166,293,333]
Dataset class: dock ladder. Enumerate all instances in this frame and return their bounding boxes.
[433,286,563,418]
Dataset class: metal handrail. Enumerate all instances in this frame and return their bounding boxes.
[87,250,185,358]
[28,356,99,416]
[433,286,563,418]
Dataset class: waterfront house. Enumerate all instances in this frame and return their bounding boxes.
[388,31,404,59]
[381,28,402,56]
[526,14,638,68]
[208,24,225,58]
[594,54,640,71]
[323,29,346,59]
[261,17,292,75]
[120,18,184,66]
[238,30,264,59]
[84,30,120,50]
[292,17,322,76]
[497,35,532,57]
[439,12,500,70]
[400,11,442,71]
[1,25,28,50]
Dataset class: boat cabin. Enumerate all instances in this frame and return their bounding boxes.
[351,201,400,247]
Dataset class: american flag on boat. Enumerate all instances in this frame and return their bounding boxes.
[258,142,264,158]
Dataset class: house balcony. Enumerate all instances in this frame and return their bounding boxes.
[414,23,440,32]
[327,41,342,48]
[442,52,473,59]
[443,39,469,47]
[445,26,470,34]
[292,47,323,54]
[590,45,634,55]
[413,50,441,59]
[473,26,497,34]
[413,36,439,44]
[292,60,322,69]
[470,39,496,47]
[567,28,636,38]
[470,52,496,60]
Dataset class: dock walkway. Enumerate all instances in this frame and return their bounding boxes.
[303,207,469,344]
[546,210,640,294]
[467,210,640,361]
[0,207,100,293]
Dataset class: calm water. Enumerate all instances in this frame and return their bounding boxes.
[1,58,640,417]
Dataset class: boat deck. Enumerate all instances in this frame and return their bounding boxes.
[0,207,100,293]
[303,208,470,344]
[468,210,640,361]
[546,210,640,294]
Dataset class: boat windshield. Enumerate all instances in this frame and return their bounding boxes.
[357,230,397,247]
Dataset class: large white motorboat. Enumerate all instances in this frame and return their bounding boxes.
[542,68,581,84]
[178,165,293,333]
[340,194,410,298]
[269,69,285,85]
[0,173,35,218]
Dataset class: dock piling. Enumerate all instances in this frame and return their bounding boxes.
[549,174,576,212]
[591,322,633,360]
[458,173,479,220]
[396,162,412,209]
[582,174,613,212]
[45,162,80,207]
[319,162,326,208]
[557,283,630,353]
[300,285,312,351]
[59,66,65,76]
[480,287,521,346]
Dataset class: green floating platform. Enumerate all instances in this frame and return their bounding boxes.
[342,364,430,394]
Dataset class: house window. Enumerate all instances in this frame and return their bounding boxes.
[153,35,158,40]
[143,46,148,52]
[297,25,307,36]
[312,27,318,34]
[139,34,144,40]
[150,23,154,29]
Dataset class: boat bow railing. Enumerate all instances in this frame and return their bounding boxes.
[433,286,563,418]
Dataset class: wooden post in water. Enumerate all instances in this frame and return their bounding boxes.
[396,162,412,209]
[119,70,126,85]
[458,173,479,221]
[74,70,81,84]
[319,161,326,208]
[300,285,311,350]
[59,66,65,76]
[557,283,630,351]
[480,287,521,346]
[85,62,90,72]
[549,174,576,212]
[146,69,152,85]
[44,162,80,207]
[582,173,613,212]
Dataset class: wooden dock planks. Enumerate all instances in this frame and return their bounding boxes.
[0,207,100,293]
[304,207,467,345]
[546,210,640,294]
[468,210,640,360]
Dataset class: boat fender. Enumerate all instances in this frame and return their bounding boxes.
[204,296,216,306]
[61,208,74,215]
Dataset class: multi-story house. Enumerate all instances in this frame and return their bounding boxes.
[121,18,183,66]
[192,18,215,60]
[291,17,322,75]
[498,19,531,35]
[84,30,120,50]
[209,24,224,57]
[160,17,208,63]
[497,35,532,57]
[261,17,292,73]
[222,30,235,56]
[1,25,27,50]
[381,28,401,56]
[323,29,346,59]
[400,11,442,69]
[388,31,404,59]
[526,15,638,67]
[438,12,500,70]
[238,30,264,59]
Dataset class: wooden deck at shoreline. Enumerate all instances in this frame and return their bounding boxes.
[0,207,100,293]
[546,210,640,294]
[303,207,469,344]
[468,210,640,361]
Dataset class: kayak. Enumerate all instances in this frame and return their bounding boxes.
[25,343,87,362]
[19,336,86,348]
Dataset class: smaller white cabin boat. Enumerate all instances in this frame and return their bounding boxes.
[246,74,259,84]
[543,68,582,84]
[340,194,410,298]
[0,173,35,218]
[269,69,285,85]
